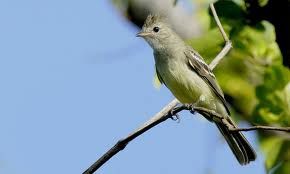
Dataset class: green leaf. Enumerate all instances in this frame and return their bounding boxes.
[260,136,284,172]
[260,136,290,174]
[272,160,290,174]
[258,0,269,7]
[231,21,281,65]
[253,65,290,125]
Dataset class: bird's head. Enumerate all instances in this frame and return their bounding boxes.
[137,15,174,51]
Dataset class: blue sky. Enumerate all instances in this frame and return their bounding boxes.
[0,0,265,173]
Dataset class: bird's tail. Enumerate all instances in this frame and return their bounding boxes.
[215,117,256,165]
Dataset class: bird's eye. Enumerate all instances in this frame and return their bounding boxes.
[153,26,160,33]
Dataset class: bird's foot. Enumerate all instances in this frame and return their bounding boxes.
[170,114,180,123]
[169,107,181,123]
[184,104,196,114]
[185,103,214,122]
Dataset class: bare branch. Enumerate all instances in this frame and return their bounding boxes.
[209,41,232,70]
[83,3,233,174]
[83,101,290,174]
[83,99,180,174]
[230,126,290,132]
[186,106,290,133]
[208,3,232,70]
[210,3,229,42]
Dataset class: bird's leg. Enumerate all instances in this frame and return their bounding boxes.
[168,105,181,122]
[186,103,217,122]
[187,95,207,115]
[184,104,196,114]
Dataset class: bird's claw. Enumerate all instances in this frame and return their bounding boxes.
[170,114,180,122]
[185,104,195,114]
[169,108,180,123]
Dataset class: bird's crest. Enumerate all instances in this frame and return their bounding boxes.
[143,14,163,27]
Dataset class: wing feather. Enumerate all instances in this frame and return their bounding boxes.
[184,48,230,115]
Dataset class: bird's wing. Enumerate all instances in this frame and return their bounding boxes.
[184,48,230,115]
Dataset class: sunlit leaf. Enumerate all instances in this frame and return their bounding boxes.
[263,140,290,174]
[253,65,290,125]
[260,136,284,171]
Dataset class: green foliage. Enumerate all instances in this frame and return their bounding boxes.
[260,136,284,172]
[253,67,290,173]
[258,0,270,7]
[261,136,290,174]
[188,1,289,173]
[188,20,282,118]
[253,66,290,125]
[209,0,246,29]
[231,21,281,65]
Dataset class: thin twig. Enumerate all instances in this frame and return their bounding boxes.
[185,106,290,133]
[172,105,290,133]
[230,126,290,132]
[209,41,232,70]
[83,3,233,174]
[208,3,232,70]
[210,3,229,42]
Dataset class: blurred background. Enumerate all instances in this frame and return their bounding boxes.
[0,0,289,174]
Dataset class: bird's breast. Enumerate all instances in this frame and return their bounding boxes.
[156,57,211,104]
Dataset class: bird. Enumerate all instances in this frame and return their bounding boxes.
[137,14,256,165]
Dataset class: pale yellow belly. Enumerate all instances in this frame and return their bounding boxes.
[158,62,217,110]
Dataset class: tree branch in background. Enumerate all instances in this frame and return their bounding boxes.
[230,126,290,132]
[173,105,290,133]
[208,3,232,69]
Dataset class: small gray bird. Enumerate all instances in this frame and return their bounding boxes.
[137,15,256,165]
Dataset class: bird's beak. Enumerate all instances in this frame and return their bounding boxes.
[136,31,151,37]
